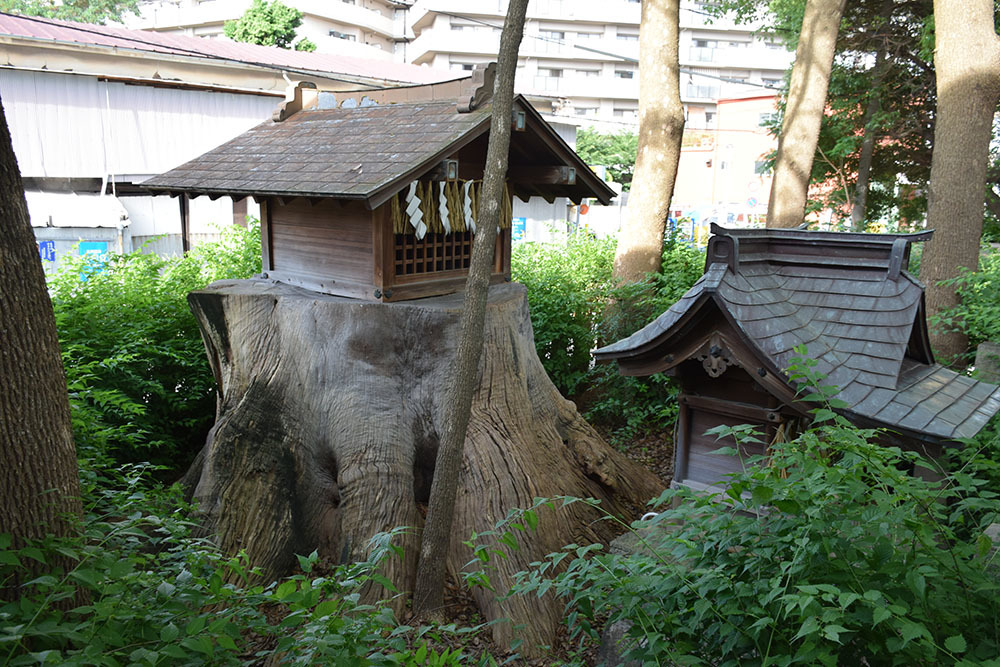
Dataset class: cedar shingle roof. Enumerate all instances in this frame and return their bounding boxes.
[145,100,491,204]
[142,95,615,207]
[595,225,1000,443]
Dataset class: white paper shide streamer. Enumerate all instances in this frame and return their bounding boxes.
[437,182,450,234]
[463,181,475,233]
[404,180,426,239]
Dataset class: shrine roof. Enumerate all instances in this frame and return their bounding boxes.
[595,225,1000,443]
[142,94,614,209]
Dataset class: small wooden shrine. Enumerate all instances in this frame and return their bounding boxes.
[595,224,1000,492]
[143,67,614,301]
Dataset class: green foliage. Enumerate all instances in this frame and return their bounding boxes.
[512,353,1000,665]
[511,231,703,440]
[574,128,638,190]
[511,232,616,397]
[0,0,138,24]
[932,244,1000,352]
[0,458,498,665]
[294,36,317,52]
[223,0,309,50]
[49,223,261,470]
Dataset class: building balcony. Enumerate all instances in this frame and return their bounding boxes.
[131,0,399,39]
[681,45,792,73]
[408,0,640,25]
[522,74,637,101]
[408,28,502,62]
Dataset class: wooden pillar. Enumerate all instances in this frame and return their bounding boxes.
[179,195,190,253]
[232,197,248,227]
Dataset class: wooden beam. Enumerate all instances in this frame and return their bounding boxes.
[232,197,248,227]
[178,195,190,253]
[453,164,577,185]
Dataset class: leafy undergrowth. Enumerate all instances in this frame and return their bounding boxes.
[49,223,262,473]
[0,456,507,666]
[508,354,1000,666]
[512,230,703,445]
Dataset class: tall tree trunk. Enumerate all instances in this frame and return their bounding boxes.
[0,95,81,598]
[412,0,528,616]
[613,0,684,282]
[767,0,846,228]
[922,0,1000,362]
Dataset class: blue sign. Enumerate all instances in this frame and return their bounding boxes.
[512,217,526,242]
[38,240,56,262]
[78,241,108,258]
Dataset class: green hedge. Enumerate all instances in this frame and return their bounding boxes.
[49,224,261,470]
[512,231,704,441]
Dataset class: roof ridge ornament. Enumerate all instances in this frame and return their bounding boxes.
[458,62,497,113]
[273,81,316,122]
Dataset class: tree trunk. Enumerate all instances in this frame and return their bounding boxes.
[767,0,846,228]
[613,0,684,282]
[184,279,664,654]
[413,0,528,615]
[0,95,81,598]
[922,0,1000,361]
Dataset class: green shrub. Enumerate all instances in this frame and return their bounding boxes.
[49,224,261,471]
[511,233,616,397]
[512,231,704,441]
[512,355,1000,665]
[934,244,1000,352]
[0,458,497,666]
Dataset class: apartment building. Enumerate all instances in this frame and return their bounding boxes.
[127,0,409,61]
[126,0,792,128]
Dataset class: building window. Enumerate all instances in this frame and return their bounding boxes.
[690,39,717,62]
[617,31,638,41]
[330,30,356,41]
[762,77,781,87]
[577,31,601,39]
[705,111,716,128]
[574,69,600,78]
[686,84,719,99]
[574,107,599,116]
[615,69,634,79]
[613,108,638,119]
[534,68,563,91]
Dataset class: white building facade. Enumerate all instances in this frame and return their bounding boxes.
[126,0,792,130]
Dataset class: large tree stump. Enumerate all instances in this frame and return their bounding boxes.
[184,279,664,652]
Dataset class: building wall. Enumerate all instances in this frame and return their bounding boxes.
[671,94,777,236]
[128,0,404,60]
[0,68,276,246]
[126,0,792,130]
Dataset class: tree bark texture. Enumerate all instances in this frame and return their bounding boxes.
[922,0,1000,361]
[613,0,684,282]
[0,95,81,596]
[185,279,664,653]
[413,0,528,615]
[767,0,846,228]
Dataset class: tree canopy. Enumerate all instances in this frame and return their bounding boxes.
[223,0,316,51]
[0,0,138,24]
[575,128,638,191]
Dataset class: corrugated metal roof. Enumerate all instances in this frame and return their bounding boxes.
[595,225,1000,443]
[0,11,458,85]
